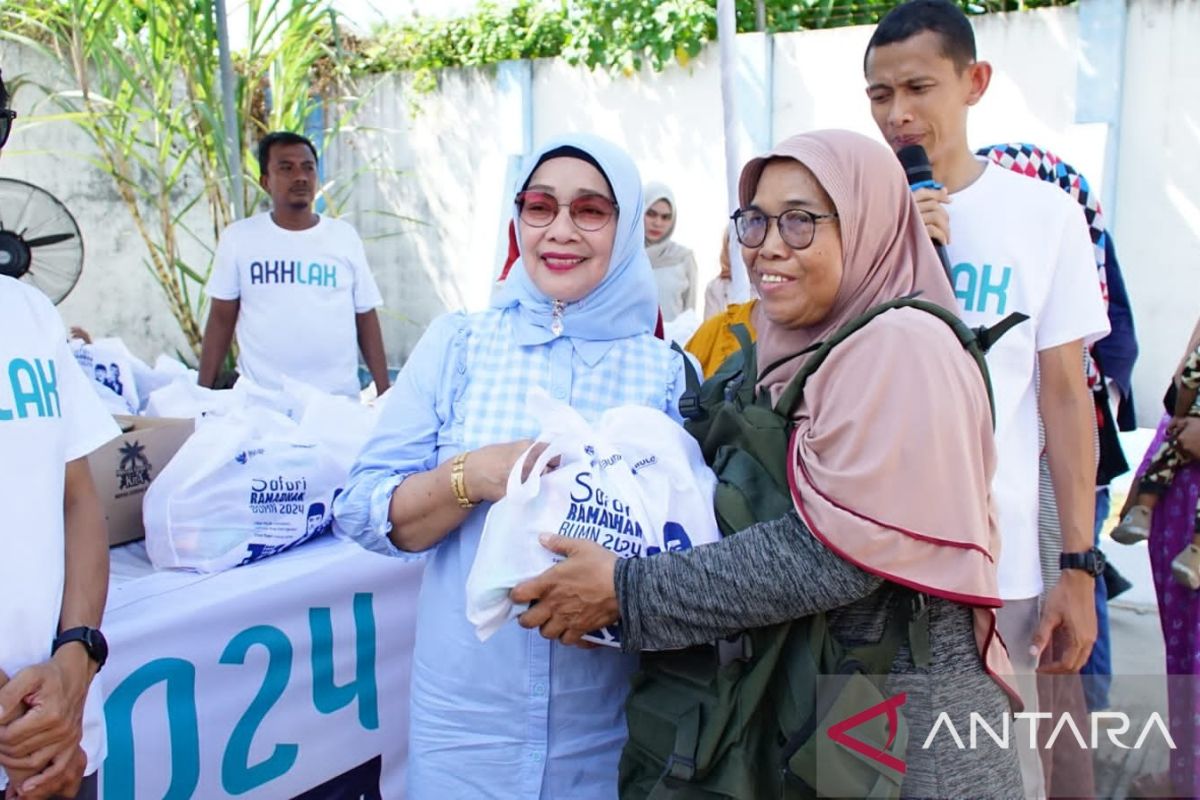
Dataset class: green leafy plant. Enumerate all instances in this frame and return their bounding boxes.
[1,0,347,356]
[350,0,567,92]
[561,0,714,75]
[349,0,1077,83]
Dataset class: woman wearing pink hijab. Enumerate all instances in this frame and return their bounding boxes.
[514,130,1021,797]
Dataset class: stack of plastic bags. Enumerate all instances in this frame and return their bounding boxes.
[142,376,378,573]
[73,334,381,573]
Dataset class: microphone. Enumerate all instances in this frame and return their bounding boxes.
[897,144,954,284]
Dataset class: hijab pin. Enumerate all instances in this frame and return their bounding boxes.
[551,299,565,336]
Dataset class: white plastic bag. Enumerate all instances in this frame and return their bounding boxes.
[286,377,379,471]
[72,337,143,414]
[142,372,300,421]
[143,382,377,572]
[466,388,719,644]
[143,379,234,419]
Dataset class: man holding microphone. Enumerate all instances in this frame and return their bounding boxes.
[863,2,1109,795]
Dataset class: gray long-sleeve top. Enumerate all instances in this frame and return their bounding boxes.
[614,511,1023,800]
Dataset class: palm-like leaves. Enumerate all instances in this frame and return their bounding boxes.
[1,0,343,356]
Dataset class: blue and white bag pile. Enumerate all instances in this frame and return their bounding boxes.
[466,388,720,645]
[143,377,378,573]
[70,335,225,417]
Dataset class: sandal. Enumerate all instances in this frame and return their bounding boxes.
[1111,505,1152,545]
[1170,543,1200,590]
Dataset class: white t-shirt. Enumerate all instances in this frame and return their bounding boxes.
[947,162,1110,600]
[0,276,118,786]
[206,212,384,397]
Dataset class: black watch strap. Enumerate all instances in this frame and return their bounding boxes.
[52,626,108,672]
[1059,547,1105,578]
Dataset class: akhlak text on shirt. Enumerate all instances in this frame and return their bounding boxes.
[951,261,1012,315]
[0,357,61,420]
[249,259,338,288]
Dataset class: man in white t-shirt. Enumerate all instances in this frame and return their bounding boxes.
[198,131,390,398]
[864,3,1109,794]
[0,63,118,800]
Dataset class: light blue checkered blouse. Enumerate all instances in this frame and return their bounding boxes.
[333,306,685,799]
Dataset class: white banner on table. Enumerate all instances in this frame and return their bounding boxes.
[99,537,422,799]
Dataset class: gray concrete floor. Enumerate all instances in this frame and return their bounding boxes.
[1092,469,1177,799]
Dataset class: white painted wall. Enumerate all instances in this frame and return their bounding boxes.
[325,68,516,359]
[771,9,1109,204]
[531,46,732,296]
[0,44,193,363]
[2,1,1196,423]
[1113,0,1200,422]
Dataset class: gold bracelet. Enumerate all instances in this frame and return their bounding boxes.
[451,452,476,509]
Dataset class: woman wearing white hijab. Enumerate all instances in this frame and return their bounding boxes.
[643,182,698,321]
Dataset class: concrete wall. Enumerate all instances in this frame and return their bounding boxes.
[2,0,1197,423]
[0,44,194,363]
[324,68,516,356]
[1113,0,1200,420]
[531,45,732,295]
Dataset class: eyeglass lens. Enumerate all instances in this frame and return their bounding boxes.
[517,191,616,231]
[736,209,817,249]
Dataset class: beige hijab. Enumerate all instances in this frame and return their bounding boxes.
[643,182,692,269]
[743,130,1015,696]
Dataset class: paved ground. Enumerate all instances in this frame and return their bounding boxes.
[1093,429,1177,798]
[1095,594,1171,798]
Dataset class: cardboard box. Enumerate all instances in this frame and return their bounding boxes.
[88,415,194,547]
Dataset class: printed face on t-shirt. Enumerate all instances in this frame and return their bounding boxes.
[864,30,986,170]
[260,141,318,213]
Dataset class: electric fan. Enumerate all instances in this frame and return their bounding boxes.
[0,177,84,304]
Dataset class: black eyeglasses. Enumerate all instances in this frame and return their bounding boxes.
[515,191,618,232]
[731,207,838,250]
[0,109,16,150]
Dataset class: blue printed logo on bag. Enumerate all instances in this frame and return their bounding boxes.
[466,388,721,646]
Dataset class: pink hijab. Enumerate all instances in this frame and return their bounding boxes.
[742,130,1014,696]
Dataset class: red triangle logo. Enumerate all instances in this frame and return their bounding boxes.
[825,692,907,774]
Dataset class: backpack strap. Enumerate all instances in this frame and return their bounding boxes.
[674,323,765,421]
[841,590,928,675]
[671,341,705,421]
[772,297,1025,428]
[729,322,755,362]
[772,296,925,417]
[652,705,701,790]
[974,311,1029,353]
[759,340,823,388]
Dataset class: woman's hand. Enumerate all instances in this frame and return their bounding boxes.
[464,440,549,504]
[1174,417,1200,460]
[513,535,620,646]
[387,440,554,552]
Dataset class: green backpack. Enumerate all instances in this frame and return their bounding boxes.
[619,297,1023,800]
